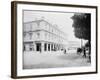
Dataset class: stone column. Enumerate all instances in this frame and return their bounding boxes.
[53,44,55,51]
[41,42,44,53]
[26,44,29,51]
[33,42,36,51]
[57,44,58,51]
[51,44,53,51]
[54,44,56,51]
[46,43,48,51]
[50,44,51,51]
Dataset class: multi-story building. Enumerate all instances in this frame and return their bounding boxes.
[23,19,68,53]
[68,41,81,50]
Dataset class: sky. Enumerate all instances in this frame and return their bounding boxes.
[23,10,82,42]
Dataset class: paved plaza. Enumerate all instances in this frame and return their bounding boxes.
[23,51,90,69]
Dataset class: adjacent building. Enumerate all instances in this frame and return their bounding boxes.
[23,19,68,53]
[68,41,81,50]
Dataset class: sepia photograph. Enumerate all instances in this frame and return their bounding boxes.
[11,1,97,78]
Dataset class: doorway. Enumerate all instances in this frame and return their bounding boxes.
[36,43,41,52]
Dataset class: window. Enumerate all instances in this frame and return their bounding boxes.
[25,23,31,32]
[37,32,40,38]
[30,44,34,51]
[23,33,26,37]
[32,23,38,30]
[45,32,47,39]
[40,21,45,29]
[29,32,33,39]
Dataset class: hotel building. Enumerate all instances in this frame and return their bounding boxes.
[23,19,68,53]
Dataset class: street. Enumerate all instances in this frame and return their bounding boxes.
[23,51,90,69]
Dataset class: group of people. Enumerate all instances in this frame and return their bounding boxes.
[77,47,91,62]
[61,49,67,54]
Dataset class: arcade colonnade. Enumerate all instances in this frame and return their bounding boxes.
[24,41,65,52]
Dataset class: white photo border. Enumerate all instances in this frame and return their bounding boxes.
[11,1,97,78]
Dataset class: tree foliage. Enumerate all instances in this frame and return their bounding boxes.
[71,13,91,40]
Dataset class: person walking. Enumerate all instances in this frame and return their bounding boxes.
[83,47,86,58]
[64,49,66,54]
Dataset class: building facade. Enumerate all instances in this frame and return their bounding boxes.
[68,41,81,50]
[23,19,68,53]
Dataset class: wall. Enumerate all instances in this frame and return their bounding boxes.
[0,0,99,80]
